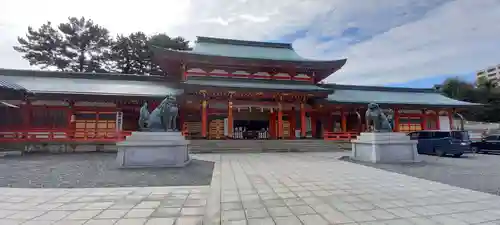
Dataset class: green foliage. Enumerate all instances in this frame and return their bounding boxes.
[109,33,190,75]
[439,77,500,122]
[14,17,191,74]
[13,22,68,70]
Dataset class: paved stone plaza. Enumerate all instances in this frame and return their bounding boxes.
[2,152,500,224]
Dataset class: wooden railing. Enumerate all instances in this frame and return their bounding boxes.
[0,129,132,143]
[323,132,359,141]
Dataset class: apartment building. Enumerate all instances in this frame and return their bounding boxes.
[477,64,500,86]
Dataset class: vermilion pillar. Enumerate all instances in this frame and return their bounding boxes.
[421,110,427,130]
[277,102,283,139]
[435,110,441,130]
[300,103,306,138]
[201,100,207,138]
[340,110,347,132]
[394,108,400,132]
[228,101,233,138]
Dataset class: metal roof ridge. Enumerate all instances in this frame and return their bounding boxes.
[0,68,166,82]
[322,83,438,93]
[196,36,293,49]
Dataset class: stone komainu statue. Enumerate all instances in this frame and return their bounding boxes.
[138,95,179,132]
[138,102,150,131]
[365,103,393,132]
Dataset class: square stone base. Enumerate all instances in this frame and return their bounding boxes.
[116,132,191,168]
[351,132,419,163]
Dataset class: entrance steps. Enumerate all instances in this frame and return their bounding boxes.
[188,140,351,153]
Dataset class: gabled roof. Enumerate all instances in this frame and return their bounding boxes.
[152,36,347,83]
[322,84,479,107]
[0,69,180,98]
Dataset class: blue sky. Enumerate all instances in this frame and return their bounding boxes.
[388,73,476,88]
[1,0,499,88]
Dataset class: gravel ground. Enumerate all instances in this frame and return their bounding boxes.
[343,153,500,195]
[0,152,214,188]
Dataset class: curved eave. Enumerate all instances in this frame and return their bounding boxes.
[152,46,347,82]
[320,98,481,109]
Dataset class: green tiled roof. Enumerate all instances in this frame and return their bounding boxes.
[0,75,181,98]
[184,77,330,92]
[325,85,478,107]
[192,37,310,61]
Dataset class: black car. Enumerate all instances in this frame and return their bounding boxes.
[471,134,500,153]
[408,130,470,157]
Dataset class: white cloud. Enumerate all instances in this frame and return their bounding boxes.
[1,0,499,86]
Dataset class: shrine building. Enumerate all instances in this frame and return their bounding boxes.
[0,36,477,147]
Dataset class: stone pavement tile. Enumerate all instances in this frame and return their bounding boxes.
[366,209,399,220]
[320,210,355,224]
[33,203,64,210]
[450,211,495,224]
[283,198,306,206]
[151,207,181,217]
[310,204,336,214]
[95,209,130,219]
[33,210,72,221]
[242,200,265,209]
[175,216,203,225]
[247,218,275,225]
[125,208,155,218]
[222,220,247,225]
[84,219,118,225]
[344,211,377,222]
[273,216,302,225]
[145,217,175,225]
[0,210,18,218]
[263,200,286,208]
[429,215,469,225]
[6,210,46,220]
[351,202,377,210]
[298,214,329,225]
[161,200,185,208]
[57,203,89,211]
[383,219,415,225]
[245,208,269,219]
[407,216,441,225]
[330,201,360,212]
[407,206,437,216]
[357,221,387,225]
[222,202,243,211]
[385,207,419,218]
[66,210,103,220]
[288,205,316,215]
[181,207,205,216]
[268,207,293,218]
[109,203,137,210]
[115,218,148,225]
[184,199,207,207]
[18,221,53,225]
[222,210,246,221]
[52,219,87,225]
[0,219,25,225]
[83,202,114,210]
[134,201,161,209]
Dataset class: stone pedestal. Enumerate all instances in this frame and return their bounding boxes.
[351,132,419,163]
[116,132,191,168]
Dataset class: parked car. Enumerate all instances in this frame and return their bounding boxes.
[408,130,470,157]
[471,134,500,153]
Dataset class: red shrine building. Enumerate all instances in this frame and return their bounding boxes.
[0,37,476,148]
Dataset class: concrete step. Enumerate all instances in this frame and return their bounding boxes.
[188,140,352,153]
